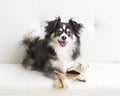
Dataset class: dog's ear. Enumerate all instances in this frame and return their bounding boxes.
[45,17,61,33]
[69,19,83,38]
[69,19,83,32]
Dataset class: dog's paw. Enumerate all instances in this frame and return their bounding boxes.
[26,66,36,70]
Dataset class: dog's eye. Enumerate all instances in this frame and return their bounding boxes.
[56,31,62,35]
[66,30,72,37]
[58,31,62,34]
[66,32,72,37]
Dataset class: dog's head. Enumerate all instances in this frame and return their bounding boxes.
[45,17,83,47]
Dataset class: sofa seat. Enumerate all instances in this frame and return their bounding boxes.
[0,63,120,96]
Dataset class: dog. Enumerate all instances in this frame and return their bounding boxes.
[22,17,84,79]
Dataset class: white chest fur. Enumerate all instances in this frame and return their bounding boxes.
[50,43,77,73]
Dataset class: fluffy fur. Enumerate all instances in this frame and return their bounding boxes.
[22,17,83,79]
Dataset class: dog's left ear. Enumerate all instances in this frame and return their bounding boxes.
[69,19,83,32]
[45,17,61,33]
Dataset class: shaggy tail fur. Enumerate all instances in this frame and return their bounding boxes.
[21,33,40,70]
[22,33,40,48]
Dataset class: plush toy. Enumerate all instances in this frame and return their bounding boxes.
[54,64,86,88]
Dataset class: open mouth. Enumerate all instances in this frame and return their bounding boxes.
[58,40,67,47]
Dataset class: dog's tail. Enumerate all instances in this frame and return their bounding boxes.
[21,32,40,70]
[22,32,40,48]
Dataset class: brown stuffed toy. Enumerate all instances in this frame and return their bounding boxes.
[54,64,86,88]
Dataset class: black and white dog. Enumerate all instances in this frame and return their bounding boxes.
[22,17,84,79]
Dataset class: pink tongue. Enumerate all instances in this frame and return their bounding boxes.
[60,41,66,47]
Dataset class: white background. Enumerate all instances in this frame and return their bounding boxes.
[0,0,120,63]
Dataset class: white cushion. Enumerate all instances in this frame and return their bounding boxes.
[0,63,120,96]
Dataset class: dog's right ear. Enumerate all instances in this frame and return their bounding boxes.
[45,17,61,33]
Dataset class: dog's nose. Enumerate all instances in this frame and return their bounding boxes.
[62,36,66,40]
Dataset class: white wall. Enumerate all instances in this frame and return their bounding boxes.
[93,0,120,63]
[0,0,41,63]
[0,0,120,63]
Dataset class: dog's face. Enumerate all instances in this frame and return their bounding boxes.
[45,17,83,47]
